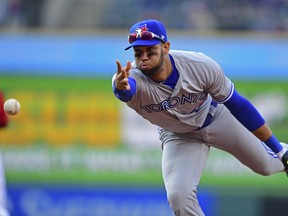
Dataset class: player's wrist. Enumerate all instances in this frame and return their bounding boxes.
[276,142,288,159]
[112,77,136,102]
[264,134,283,155]
[277,148,287,159]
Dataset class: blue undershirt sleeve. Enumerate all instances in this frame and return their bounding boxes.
[224,89,265,131]
[112,77,137,102]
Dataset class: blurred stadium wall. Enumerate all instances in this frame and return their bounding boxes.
[0,1,288,216]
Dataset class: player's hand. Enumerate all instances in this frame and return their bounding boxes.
[281,150,288,177]
[115,60,131,90]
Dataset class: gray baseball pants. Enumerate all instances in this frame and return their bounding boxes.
[159,104,284,216]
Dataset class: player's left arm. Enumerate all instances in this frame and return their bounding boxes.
[224,89,287,158]
[202,55,287,162]
[0,91,8,128]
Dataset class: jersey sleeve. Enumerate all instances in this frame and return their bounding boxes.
[203,56,234,103]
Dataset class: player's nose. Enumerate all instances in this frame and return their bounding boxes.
[140,51,149,60]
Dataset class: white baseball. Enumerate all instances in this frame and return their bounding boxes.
[3,98,21,115]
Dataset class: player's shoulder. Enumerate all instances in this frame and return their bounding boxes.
[169,50,220,70]
[169,50,213,63]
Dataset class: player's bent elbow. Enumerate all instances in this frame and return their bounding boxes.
[254,166,276,176]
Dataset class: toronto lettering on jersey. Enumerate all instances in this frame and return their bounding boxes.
[140,92,207,113]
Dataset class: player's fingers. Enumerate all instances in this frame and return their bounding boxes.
[125,61,131,73]
[116,60,123,75]
[116,77,130,90]
[115,61,128,89]
[121,78,130,90]
[115,61,127,82]
[116,60,129,79]
[118,77,128,85]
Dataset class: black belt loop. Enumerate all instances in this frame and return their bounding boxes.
[197,100,217,130]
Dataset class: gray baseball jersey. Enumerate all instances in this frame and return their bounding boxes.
[126,50,233,132]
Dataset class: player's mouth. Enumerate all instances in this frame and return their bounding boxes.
[140,63,150,70]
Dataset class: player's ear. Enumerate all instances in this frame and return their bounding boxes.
[162,42,170,54]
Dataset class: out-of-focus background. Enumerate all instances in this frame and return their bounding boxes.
[0,0,288,216]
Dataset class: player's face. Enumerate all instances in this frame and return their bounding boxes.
[133,44,165,77]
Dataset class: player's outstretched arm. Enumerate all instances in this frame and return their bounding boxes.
[112,60,137,102]
[224,89,288,175]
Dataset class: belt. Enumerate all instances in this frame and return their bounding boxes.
[197,100,217,130]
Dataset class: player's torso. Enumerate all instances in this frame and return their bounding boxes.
[127,50,232,133]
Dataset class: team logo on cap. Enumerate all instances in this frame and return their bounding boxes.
[134,25,149,36]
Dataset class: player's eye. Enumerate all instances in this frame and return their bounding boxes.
[147,48,157,56]
[134,51,141,58]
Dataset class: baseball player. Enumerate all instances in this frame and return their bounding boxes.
[0,91,10,216]
[112,19,288,216]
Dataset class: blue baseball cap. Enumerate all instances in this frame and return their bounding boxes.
[125,19,168,50]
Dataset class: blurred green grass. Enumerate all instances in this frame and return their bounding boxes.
[1,76,111,92]
[2,75,288,93]
[234,80,288,140]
